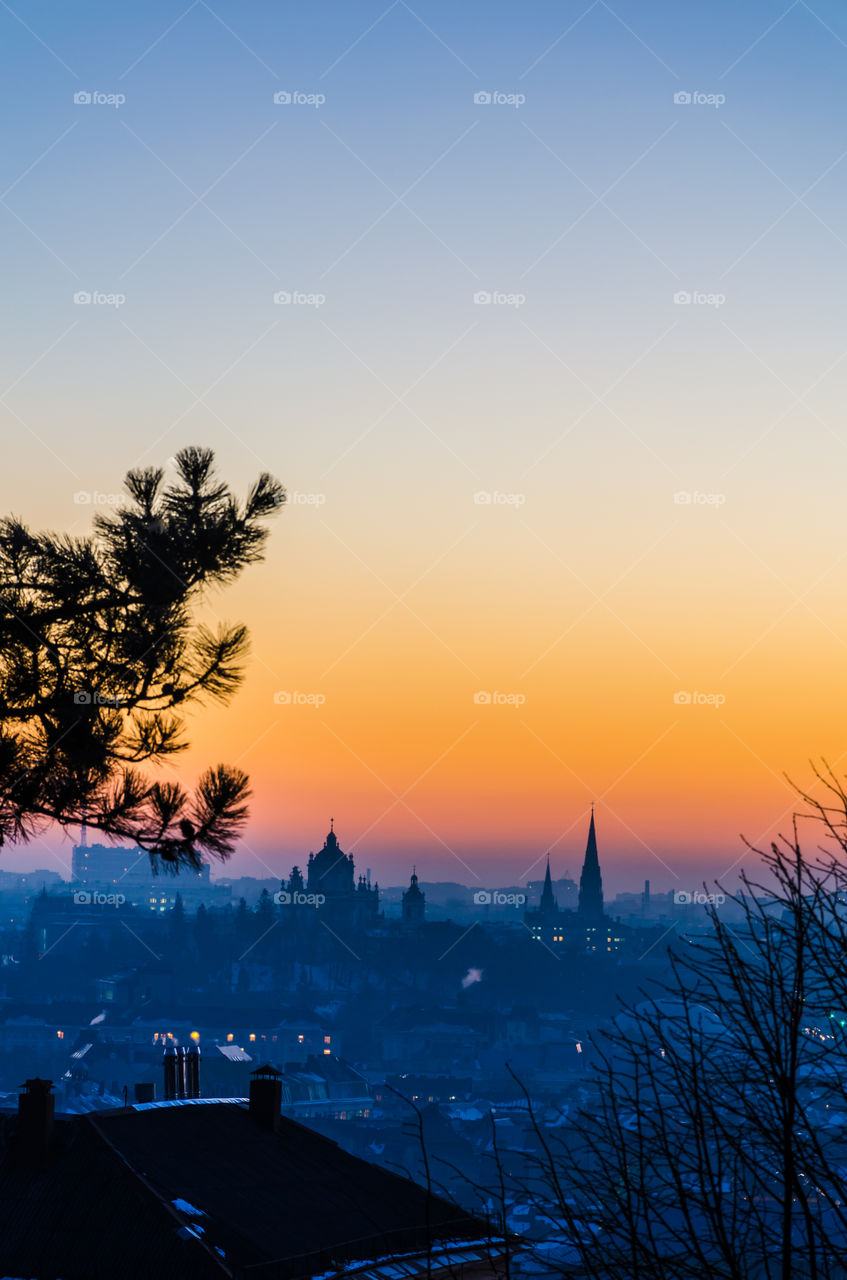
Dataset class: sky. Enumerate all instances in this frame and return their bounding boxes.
[2,0,847,894]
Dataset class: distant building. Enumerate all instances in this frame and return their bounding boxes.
[283,821,380,931]
[71,842,152,887]
[525,811,625,954]
[401,869,425,928]
[577,808,604,922]
[71,842,229,913]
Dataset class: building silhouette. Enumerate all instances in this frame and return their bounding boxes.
[577,807,604,922]
[525,810,620,952]
[401,869,426,928]
[285,821,380,930]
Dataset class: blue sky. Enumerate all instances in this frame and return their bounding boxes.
[4,2,847,891]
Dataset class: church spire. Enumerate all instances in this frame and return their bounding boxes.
[578,807,604,922]
[540,852,557,918]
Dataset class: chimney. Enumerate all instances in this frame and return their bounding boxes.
[249,1065,282,1131]
[175,1047,187,1099]
[185,1044,201,1099]
[163,1046,178,1101]
[17,1078,54,1166]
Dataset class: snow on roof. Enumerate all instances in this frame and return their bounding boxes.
[131,1098,248,1111]
[215,1044,252,1062]
[172,1198,206,1217]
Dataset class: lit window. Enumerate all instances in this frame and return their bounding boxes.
[57,1030,63,1039]
[249,1034,256,1042]
[323,1048,331,1055]
[227,1034,234,1043]
[324,1035,331,1044]
[297,1034,304,1043]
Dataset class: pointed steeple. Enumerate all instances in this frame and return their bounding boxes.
[402,865,425,926]
[578,806,604,922]
[540,852,558,919]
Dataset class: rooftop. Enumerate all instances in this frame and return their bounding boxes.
[0,1096,489,1279]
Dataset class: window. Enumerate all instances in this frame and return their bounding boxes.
[324,1035,331,1044]
[227,1033,234,1043]
[249,1034,256,1042]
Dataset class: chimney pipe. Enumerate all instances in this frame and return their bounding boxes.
[175,1047,187,1099]
[249,1065,282,1131]
[17,1078,54,1166]
[163,1047,178,1101]
[185,1044,201,1099]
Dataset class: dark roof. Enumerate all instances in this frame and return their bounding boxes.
[0,1099,486,1279]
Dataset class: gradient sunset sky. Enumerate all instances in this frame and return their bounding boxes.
[2,1,847,893]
